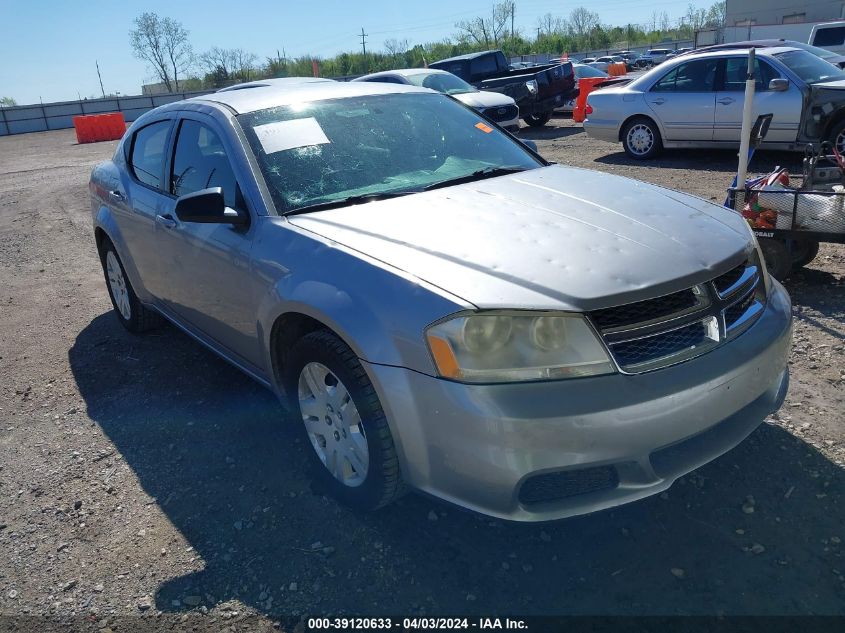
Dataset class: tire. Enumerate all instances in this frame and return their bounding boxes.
[622,117,662,159]
[285,330,405,511]
[523,111,552,127]
[758,238,793,280]
[828,119,845,155]
[791,240,820,269]
[99,239,163,333]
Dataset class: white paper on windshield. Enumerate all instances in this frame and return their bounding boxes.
[254,117,330,154]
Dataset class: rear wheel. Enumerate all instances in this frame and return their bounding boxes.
[100,240,163,333]
[758,238,793,280]
[622,117,662,159]
[523,112,552,127]
[285,330,405,511]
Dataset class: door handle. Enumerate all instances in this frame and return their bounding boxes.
[155,214,177,229]
[718,97,736,105]
[108,190,125,202]
[651,98,666,105]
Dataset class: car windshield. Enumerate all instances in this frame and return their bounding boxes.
[403,71,476,94]
[785,40,840,60]
[775,49,845,83]
[575,65,608,78]
[238,92,542,214]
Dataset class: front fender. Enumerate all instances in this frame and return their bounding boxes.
[252,220,470,390]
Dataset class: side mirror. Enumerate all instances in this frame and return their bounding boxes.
[769,78,789,92]
[174,187,247,225]
[521,139,538,153]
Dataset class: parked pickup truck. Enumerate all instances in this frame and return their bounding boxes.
[429,50,576,127]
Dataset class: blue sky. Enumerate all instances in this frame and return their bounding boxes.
[0,0,714,105]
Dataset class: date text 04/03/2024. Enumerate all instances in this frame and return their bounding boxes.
[306,617,528,630]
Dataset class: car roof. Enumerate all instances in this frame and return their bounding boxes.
[660,46,798,61]
[216,77,334,92]
[355,68,446,81]
[191,81,434,114]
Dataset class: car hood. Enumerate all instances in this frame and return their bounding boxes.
[812,78,845,90]
[288,165,751,311]
[453,90,515,109]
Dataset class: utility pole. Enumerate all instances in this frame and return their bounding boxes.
[96,60,106,98]
[359,27,368,73]
[536,27,541,41]
[511,3,515,40]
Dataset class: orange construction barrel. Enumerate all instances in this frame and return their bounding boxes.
[573,77,607,123]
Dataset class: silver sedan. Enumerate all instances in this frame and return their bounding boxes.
[354,68,520,130]
[90,80,791,521]
[584,46,845,158]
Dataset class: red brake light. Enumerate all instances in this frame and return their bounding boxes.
[585,104,593,115]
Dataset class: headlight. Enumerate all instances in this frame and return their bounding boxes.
[425,312,616,383]
[525,79,539,95]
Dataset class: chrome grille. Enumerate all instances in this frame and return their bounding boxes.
[610,320,714,371]
[590,287,701,331]
[713,261,746,295]
[588,259,765,373]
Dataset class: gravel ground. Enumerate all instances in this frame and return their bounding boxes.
[0,119,843,630]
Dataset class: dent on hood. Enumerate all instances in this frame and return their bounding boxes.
[289,165,752,312]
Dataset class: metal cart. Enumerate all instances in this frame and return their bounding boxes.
[726,115,845,279]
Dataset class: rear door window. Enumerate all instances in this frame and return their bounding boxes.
[129,121,171,190]
[170,119,241,209]
[722,57,781,91]
[651,59,718,92]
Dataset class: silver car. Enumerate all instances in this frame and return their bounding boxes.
[90,80,791,521]
[584,46,845,158]
[353,68,520,130]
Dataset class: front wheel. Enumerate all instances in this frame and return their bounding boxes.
[828,119,845,155]
[285,330,405,511]
[622,117,662,159]
[523,111,552,127]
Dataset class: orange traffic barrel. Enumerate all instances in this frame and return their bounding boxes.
[573,77,607,123]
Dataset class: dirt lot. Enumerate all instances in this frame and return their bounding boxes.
[1,118,843,629]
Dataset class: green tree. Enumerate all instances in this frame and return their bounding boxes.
[0,96,17,107]
[130,12,193,92]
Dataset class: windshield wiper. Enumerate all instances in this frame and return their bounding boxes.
[283,191,416,217]
[422,166,529,192]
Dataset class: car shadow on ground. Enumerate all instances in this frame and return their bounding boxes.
[69,313,845,617]
[518,123,583,142]
[594,148,804,176]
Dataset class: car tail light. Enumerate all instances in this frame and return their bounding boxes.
[585,104,593,115]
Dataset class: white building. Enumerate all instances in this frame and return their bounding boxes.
[726,0,845,26]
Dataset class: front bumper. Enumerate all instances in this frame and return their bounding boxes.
[366,280,792,521]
